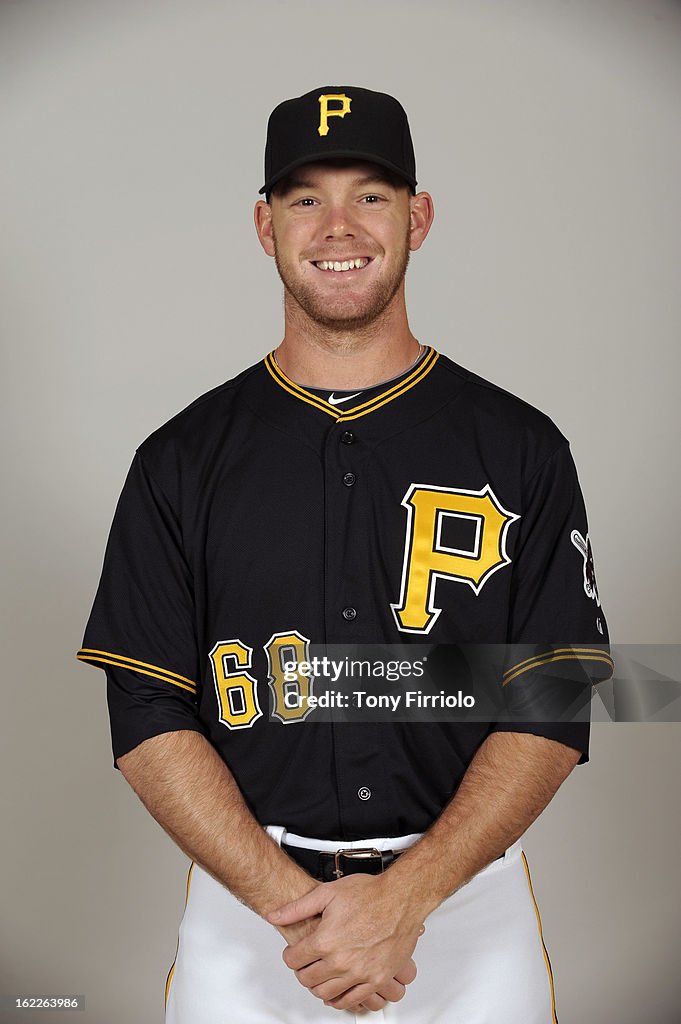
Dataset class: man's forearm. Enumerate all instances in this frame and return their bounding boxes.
[386,731,581,919]
[116,730,319,923]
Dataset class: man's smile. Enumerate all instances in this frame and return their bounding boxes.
[309,257,373,273]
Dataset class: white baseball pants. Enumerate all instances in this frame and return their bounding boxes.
[164,828,557,1024]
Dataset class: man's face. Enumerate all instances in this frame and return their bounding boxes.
[265,161,414,331]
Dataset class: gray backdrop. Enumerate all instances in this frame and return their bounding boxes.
[1,1,680,1021]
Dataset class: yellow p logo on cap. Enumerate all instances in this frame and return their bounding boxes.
[318,93,352,137]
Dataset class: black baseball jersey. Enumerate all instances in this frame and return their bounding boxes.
[78,347,613,841]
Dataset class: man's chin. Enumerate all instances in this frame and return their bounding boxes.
[291,289,392,329]
[281,270,406,330]
[302,306,385,332]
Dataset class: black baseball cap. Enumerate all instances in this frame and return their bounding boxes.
[260,86,417,199]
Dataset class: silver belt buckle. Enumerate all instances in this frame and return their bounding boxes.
[333,846,383,879]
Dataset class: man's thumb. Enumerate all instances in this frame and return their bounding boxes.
[266,888,327,925]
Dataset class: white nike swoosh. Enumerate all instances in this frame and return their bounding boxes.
[328,392,362,406]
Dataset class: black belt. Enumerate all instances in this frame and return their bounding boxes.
[282,842,403,882]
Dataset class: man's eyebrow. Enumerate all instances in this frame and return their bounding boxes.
[277,173,394,196]
[277,177,316,195]
[349,174,394,189]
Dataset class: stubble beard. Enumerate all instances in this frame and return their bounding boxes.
[272,226,411,333]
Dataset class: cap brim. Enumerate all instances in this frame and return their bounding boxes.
[259,150,417,195]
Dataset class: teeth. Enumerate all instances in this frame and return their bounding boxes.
[315,258,370,272]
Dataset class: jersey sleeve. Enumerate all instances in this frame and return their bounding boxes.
[493,441,614,763]
[106,665,206,769]
[77,451,203,765]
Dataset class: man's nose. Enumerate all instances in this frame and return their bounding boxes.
[321,204,357,239]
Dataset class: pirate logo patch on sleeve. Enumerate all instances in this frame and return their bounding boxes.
[570,529,601,607]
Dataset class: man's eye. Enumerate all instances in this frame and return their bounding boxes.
[294,198,316,206]
[361,195,384,204]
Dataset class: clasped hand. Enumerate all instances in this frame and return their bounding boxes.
[268,872,425,1012]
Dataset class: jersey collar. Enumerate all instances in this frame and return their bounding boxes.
[263,346,440,423]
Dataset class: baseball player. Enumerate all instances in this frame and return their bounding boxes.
[77,86,613,1023]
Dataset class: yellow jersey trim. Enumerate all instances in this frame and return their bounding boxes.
[522,851,558,1023]
[502,648,615,687]
[76,648,198,694]
[264,353,338,417]
[165,861,195,1008]
[264,347,439,421]
[338,348,439,421]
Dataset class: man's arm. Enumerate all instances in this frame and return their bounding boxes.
[388,730,581,911]
[116,730,321,938]
[272,731,580,1011]
[117,729,417,1012]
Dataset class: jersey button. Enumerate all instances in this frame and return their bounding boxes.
[342,472,356,487]
[342,606,357,621]
[340,431,355,445]
[357,786,371,801]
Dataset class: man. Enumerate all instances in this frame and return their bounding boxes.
[77,86,613,1022]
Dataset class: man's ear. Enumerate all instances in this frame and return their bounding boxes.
[408,191,435,252]
[254,200,276,257]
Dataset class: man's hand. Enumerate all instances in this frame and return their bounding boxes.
[270,879,417,1013]
[267,872,425,1011]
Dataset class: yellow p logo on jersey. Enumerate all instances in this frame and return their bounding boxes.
[391,483,520,634]
[318,93,352,136]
